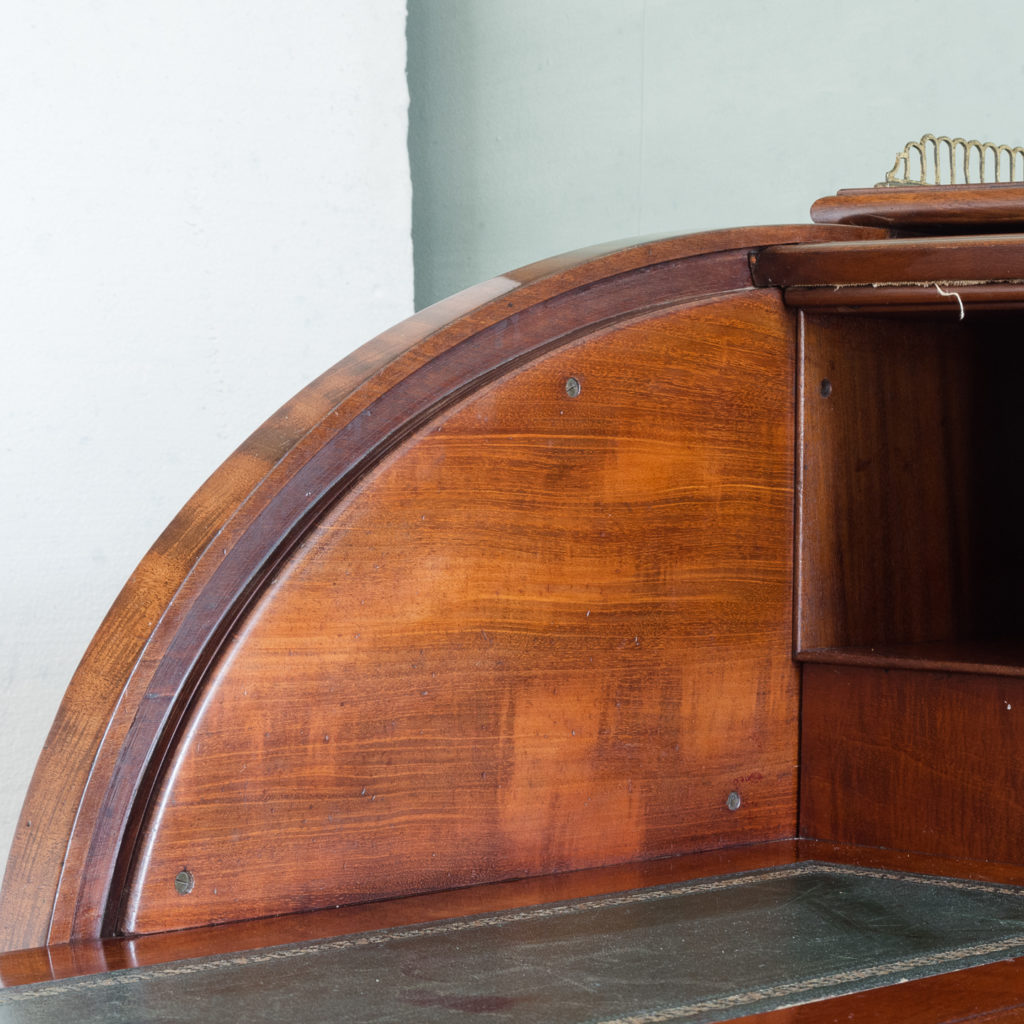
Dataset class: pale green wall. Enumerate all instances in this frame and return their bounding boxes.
[409,0,1024,308]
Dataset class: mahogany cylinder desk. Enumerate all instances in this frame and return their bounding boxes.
[4,162,1024,1021]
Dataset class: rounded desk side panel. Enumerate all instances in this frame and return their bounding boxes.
[120,288,800,935]
[0,224,878,949]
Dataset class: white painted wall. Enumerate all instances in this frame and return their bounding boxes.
[408,0,1024,306]
[0,2,412,879]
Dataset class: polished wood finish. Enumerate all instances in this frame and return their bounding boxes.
[8,840,1024,983]
[801,663,1024,863]
[751,234,1024,287]
[7,185,1024,1018]
[1,843,805,988]
[119,290,799,935]
[0,224,869,953]
[796,641,1024,677]
[796,313,973,652]
[783,281,1024,314]
[796,310,1024,664]
[7,840,1024,1024]
[811,183,1024,232]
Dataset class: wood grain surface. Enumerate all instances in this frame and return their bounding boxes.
[120,290,800,934]
[0,225,877,952]
[797,310,1024,661]
[811,184,1024,232]
[801,662,1024,863]
[9,191,1024,1021]
[796,313,974,652]
[751,234,1024,287]
[3,839,1022,989]
[0,224,875,952]
[782,281,1024,314]
[7,841,1024,1023]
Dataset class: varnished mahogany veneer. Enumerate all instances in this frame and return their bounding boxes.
[6,841,1024,1023]
[783,281,1024,314]
[0,224,873,952]
[811,183,1024,232]
[801,663,1024,863]
[751,234,1024,287]
[10,185,1024,1019]
[1,843,806,988]
[796,314,973,651]
[797,641,1024,677]
[120,290,799,934]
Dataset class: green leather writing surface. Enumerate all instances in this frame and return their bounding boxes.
[3,864,1024,1022]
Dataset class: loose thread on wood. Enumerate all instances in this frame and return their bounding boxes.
[934,282,965,320]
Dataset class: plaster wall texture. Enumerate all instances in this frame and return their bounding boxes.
[0,2,413,879]
[408,0,1024,307]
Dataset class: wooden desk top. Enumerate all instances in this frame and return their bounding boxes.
[4,849,1024,1023]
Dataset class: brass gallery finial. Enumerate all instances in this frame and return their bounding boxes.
[880,134,1024,186]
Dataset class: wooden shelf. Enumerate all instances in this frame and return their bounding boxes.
[796,642,1024,677]
[810,184,1024,232]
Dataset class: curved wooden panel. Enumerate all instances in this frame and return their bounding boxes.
[118,290,799,933]
[0,223,880,951]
